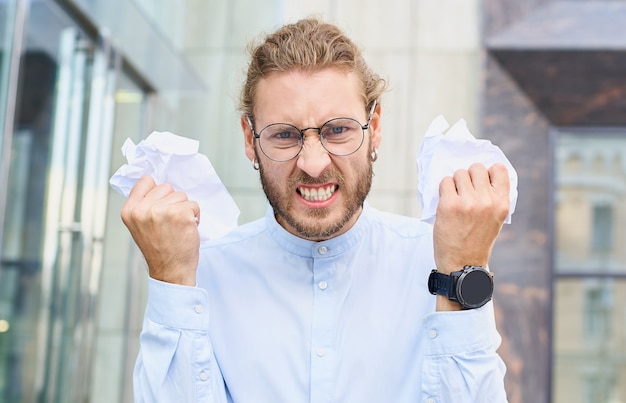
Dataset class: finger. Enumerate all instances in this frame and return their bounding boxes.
[122,177,157,223]
[452,168,473,195]
[144,182,185,204]
[438,175,458,199]
[488,163,510,196]
[127,176,157,206]
[144,190,194,221]
[153,198,199,224]
[467,163,491,193]
[187,200,201,225]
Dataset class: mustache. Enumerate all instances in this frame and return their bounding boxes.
[288,170,344,187]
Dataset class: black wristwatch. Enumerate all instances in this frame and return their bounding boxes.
[428,265,493,309]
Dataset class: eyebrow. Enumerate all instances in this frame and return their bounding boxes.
[251,103,374,130]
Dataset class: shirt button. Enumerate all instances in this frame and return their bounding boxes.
[318,245,328,255]
[194,304,204,314]
[426,398,435,403]
[199,371,209,381]
[318,281,328,290]
[316,348,326,357]
[429,329,437,339]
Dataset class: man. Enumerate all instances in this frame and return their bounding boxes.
[122,18,510,402]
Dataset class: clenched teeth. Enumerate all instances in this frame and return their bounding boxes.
[298,185,337,201]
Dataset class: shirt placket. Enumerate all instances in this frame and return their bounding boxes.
[310,243,336,403]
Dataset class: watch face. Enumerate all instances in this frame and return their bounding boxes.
[457,268,493,308]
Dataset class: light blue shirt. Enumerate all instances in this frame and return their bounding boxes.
[134,204,508,402]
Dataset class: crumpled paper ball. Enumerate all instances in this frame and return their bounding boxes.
[416,116,518,224]
[109,131,240,243]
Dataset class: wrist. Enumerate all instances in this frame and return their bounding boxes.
[428,266,493,310]
[434,258,489,276]
[149,266,197,286]
[435,295,463,311]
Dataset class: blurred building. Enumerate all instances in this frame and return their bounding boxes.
[484,1,626,402]
[0,0,623,402]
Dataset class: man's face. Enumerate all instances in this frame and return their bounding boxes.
[242,68,381,241]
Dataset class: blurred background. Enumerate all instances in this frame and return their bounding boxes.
[0,0,625,402]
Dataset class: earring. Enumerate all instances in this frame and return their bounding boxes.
[252,158,260,170]
[370,148,378,162]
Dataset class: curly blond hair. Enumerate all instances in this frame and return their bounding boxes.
[239,18,387,119]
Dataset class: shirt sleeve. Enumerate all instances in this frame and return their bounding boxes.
[420,301,508,403]
[133,278,228,403]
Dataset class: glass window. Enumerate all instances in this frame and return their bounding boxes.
[0,1,149,401]
[0,2,95,400]
[89,71,148,403]
[0,0,17,161]
[555,132,626,274]
[552,130,626,403]
[553,279,626,403]
[591,205,613,253]
[583,282,611,339]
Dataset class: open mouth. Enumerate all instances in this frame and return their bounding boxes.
[297,185,338,202]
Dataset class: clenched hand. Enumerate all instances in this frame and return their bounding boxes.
[121,176,200,286]
[433,163,510,309]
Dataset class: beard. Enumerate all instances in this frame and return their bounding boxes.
[258,152,373,241]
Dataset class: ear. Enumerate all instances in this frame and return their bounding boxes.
[241,115,256,161]
[369,101,382,150]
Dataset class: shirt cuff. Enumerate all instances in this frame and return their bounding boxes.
[146,277,210,331]
[422,300,501,356]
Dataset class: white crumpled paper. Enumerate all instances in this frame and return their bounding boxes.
[109,131,240,244]
[416,116,518,224]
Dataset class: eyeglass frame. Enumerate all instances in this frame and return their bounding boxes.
[246,100,378,162]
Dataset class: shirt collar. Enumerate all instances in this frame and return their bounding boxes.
[265,202,372,258]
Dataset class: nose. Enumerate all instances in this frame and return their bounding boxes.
[296,135,331,178]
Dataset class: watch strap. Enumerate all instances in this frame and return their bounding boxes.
[428,269,458,301]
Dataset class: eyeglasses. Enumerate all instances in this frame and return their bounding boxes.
[248,100,377,162]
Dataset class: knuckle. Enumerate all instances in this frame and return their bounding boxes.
[120,203,136,225]
[492,162,507,172]
[439,176,454,191]
[469,162,486,173]
[453,168,468,178]
[172,190,189,201]
[439,196,466,214]
[120,204,130,219]
[497,203,510,220]
[130,206,148,223]
[155,204,188,224]
[440,175,453,185]
[159,183,175,194]
[491,163,510,181]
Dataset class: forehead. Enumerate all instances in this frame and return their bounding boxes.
[253,68,365,124]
